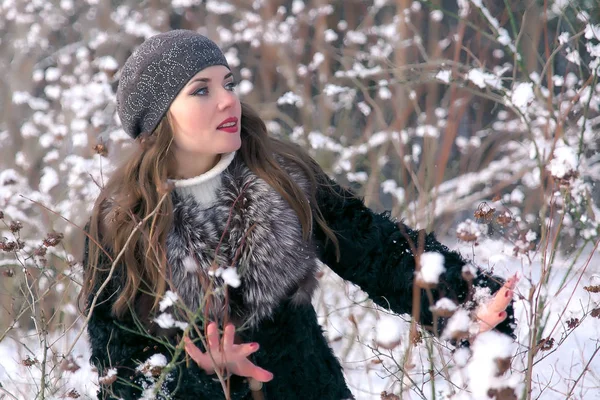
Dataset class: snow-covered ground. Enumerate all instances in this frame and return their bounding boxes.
[319,237,600,399]
[1,237,598,399]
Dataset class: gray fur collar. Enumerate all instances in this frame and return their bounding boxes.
[165,155,318,328]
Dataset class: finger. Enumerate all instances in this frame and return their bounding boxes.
[505,273,519,289]
[248,364,274,383]
[488,288,513,313]
[206,322,220,349]
[235,342,260,358]
[184,338,214,372]
[234,359,274,383]
[478,311,507,332]
[223,324,235,353]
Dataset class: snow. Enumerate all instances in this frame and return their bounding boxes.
[209,266,242,288]
[510,82,534,112]
[548,145,578,178]
[182,255,198,272]
[159,290,179,312]
[39,167,59,193]
[430,10,443,22]
[566,49,582,65]
[324,29,338,42]
[292,0,304,14]
[467,68,502,90]
[432,298,458,312]
[442,309,472,340]
[205,0,235,15]
[277,91,304,107]
[436,69,451,83]
[464,331,518,398]
[238,80,253,95]
[558,31,570,45]
[1,3,599,400]
[417,252,446,284]
[153,313,188,330]
[136,354,168,377]
[375,315,403,349]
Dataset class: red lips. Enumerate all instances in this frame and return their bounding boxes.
[217,117,239,133]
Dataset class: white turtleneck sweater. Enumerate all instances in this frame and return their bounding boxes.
[171,151,236,209]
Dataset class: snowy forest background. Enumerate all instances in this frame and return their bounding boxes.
[0,0,599,399]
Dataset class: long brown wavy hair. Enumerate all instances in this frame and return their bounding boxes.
[82,102,340,319]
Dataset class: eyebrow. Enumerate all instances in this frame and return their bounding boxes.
[186,72,234,87]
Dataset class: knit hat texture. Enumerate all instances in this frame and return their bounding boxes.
[116,30,230,139]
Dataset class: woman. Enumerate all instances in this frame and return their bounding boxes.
[82,30,516,400]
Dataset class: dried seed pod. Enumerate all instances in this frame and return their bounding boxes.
[566,318,579,329]
[474,202,495,222]
[10,221,23,233]
[43,232,64,247]
[0,240,18,252]
[496,212,513,226]
[22,356,38,367]
[457,231,478,242]
[494,357,511,376]
[487,387,517,400]
[65,389,80,398]
[381,391,401,400]
[98,371,118,385]
[60,355,81,373]
[93,143,108,157]
[411,330,423,346]
[537,337,554,351]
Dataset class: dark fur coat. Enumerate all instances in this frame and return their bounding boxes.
[84,155,515,400]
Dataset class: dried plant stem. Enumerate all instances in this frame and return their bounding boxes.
[565,343,600,399]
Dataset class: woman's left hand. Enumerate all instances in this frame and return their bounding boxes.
[475,273,518,333]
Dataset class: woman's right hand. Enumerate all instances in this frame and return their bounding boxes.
[183,322,274,383]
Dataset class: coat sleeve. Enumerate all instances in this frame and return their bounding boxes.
[311,174,516,339]
[82,226,250,400]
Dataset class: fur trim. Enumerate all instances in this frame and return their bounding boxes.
[166,155,319,327]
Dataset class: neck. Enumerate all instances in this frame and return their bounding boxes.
[174,151,221,179]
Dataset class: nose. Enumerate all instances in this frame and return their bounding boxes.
[217,87,237,111]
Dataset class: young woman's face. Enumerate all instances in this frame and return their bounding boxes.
[168,65,242,172]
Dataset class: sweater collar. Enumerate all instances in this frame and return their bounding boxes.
[170,151,236,209]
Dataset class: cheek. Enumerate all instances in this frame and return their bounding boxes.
[178,109,210,134]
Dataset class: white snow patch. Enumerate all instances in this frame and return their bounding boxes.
[154,313,189,331]
[548,145,578,179]
[510,82,534,112]
[417,252,445,284]
[375,315,403,348]
[159,290,179,312]
[433,298,458,312]
[442,309,472,340]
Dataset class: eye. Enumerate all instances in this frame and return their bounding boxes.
[192,87,208,96]
[225,81,238,92]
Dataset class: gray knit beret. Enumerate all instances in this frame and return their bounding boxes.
[116,30,230,139]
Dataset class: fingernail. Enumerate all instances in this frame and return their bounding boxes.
[499,312,505,317]
[250,343,259,350]
[505,290,512,298]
